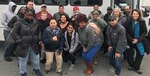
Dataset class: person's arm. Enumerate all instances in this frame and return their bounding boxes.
[86,26,96,50]
[1,12,9,28]
[8,16,17,28]
[116,28,127,53]
[137,21,147,42]
[11,21,22,43]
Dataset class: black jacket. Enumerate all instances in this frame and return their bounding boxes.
[124,19,147,46]
[11,18,41,57]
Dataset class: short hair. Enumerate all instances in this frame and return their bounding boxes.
[27,0,33,4]
[59,5,64,8]
[67,22,75,28]
[76,14,88,23]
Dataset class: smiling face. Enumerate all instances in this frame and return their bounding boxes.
[79,21,87,28]
[49,19,57,29]
[60,15,67,22]
[67,24,74,34]
[109,19,117,27]
[132,11,140,21]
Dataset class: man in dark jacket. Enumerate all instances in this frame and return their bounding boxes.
[107,15,128,76]
[26,1,35,17]
[11,11,43,76]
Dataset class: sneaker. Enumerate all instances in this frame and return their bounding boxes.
[109,68,115,72]
[94,60,98,65]
[20,72,27,76]
[69,64,75,71]
[45,70,49,74]
[4,57,12,62]
[128,66,134,70]
[57,71,62,75]
[33,69,43,76]
[134,70,142,74]
[113,74,119,76]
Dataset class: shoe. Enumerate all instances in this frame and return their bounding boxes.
[94,60,98,65]
[69,64,75,71]
[57,71,63,75]
[134,70,142,74]
[128,66,134,70]
[20,72,27,76]
[4,57,12,62]
[33,69,43,76]
[84,68,93,75]
[45,70,49,74]
[109,68,115,72]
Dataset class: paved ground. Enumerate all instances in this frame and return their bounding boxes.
[0,41,150,76]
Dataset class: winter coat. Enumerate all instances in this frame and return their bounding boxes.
[89,17,107,45]
[1,1,16,31]
[11,18,41,57]
[53,12,69,21]
[42,26,64,52]
[107,23,128,53]
[64,30,79,54]
[124,18,148,54]
[78,24,100,50]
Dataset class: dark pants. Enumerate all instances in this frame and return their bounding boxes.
[3,30,13,58]
[63,51,76,64]
[127,45,144,70]
[107,50,123,75]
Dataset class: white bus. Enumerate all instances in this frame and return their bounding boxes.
[0,0,111,41]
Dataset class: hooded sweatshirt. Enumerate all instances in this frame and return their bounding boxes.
[1,1,16,31]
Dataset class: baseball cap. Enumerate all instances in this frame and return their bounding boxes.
[92,11,99,15]
[73,6,79,11]
[41,4,47,8]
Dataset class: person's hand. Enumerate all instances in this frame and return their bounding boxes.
[115,52,121,58]
[52,36,58,41]
[83,48,87,52]
[108,46,113,52]
[132,39,138,44]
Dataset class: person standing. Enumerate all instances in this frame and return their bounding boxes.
[35,4,52,20]
[11,11,43,76]
[124,9,147,74]
[1,1,17,62]
[42,18,64,75]
[77,14,100,75]
[53,5,69,22]
[26,1,35,16]
[107,15,128,76]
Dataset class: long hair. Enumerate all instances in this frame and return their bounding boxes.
[131,9,143,21]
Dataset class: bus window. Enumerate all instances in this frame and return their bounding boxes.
[34,0,68,5]
[0,0,31,4]
[70,0,103,6]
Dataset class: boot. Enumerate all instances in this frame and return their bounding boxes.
[20,72,27,76]
[83,61,89,74]
[84,63,93,75]
[33,69,43,76]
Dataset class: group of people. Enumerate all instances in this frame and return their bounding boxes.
[1,1,150,76]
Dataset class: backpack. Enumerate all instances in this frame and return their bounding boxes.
[86,22,100,35]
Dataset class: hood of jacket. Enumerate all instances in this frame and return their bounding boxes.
[8,1,16,13]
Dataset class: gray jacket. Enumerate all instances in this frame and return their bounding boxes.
[1,1,16,31]
[107,23,127,53]
[89,17,107,45]
[78,24,100,50]
[64,30,79,54]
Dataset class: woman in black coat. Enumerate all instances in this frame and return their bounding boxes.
[124,9,147,74]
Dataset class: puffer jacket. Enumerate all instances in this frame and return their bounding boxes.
[11,18,41,57]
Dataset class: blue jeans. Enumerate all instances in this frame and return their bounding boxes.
[107,49,125,75]
[3,30,12,58]
[19,48,40,74]
[82,44,100,63]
